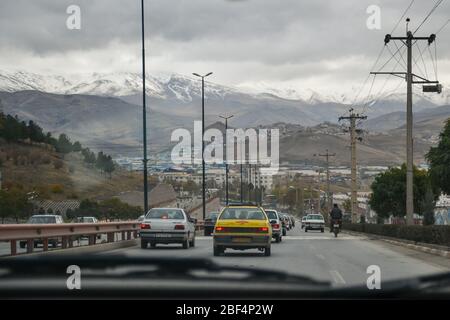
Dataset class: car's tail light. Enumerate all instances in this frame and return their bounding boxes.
[140,223,151,229]
[273,224,280,229]
[260,227,269,232]
[215,226,225,232]
[174,224,185,230]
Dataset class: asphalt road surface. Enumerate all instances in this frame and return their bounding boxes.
[103,222,450,287]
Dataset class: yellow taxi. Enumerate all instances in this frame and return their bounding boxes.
[213,205,272,256]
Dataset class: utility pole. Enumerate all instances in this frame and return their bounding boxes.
[219,115,233,205]
[371,19,441,225]
[240,140,244,203]
[140,0,149,214]
[339,109,367,223]
[314,150,336,215]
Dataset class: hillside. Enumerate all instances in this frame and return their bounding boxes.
[0,140,144,201]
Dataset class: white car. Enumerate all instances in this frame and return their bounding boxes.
[74,216,98,223]
[140,208,196,249]
[304,214,325,233]
[301,216,307,229]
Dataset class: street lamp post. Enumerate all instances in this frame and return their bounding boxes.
[141,0,149,214]
[193,72,213,220]
[219,114,233,205]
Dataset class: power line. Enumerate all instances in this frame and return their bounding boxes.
[392,0,416,34]
[436,18,450,34]
[349,0,416,113]
[416,41,429,79]
[413,0,445,34]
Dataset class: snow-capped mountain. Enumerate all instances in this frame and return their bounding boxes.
[0,70,235,102]
[236,82,356,105]
[0,69,446,107]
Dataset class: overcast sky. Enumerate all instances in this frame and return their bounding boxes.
[0,0,449,95]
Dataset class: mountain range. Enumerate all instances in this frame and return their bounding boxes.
[0,70,449,165]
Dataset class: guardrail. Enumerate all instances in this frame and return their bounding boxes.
[0,221,139,256]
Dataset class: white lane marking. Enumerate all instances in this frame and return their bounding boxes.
[330,270,346,284]
[316,254,325,260]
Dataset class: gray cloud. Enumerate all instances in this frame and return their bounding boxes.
[0,0,448,89]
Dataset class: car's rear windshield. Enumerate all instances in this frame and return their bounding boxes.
[265,210,278,220]
[28,216,56,224]
[219,208,267,220]
[207,213,219,219]
[146,209,184,220]
[307,215,323,220]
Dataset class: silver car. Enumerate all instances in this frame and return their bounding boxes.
[140,208,196,249]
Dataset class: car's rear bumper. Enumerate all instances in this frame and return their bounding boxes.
[213,235,271,248]
[140,231,189,243]
[305,224,325,229]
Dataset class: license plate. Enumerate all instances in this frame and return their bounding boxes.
[232,237,251,243]
[334,224,339,227]
[155,234,172,238]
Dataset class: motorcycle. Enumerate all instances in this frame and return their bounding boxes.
[332,219,341,238]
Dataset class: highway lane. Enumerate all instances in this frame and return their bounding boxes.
[103,223,450,287]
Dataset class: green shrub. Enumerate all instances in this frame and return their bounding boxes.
[343,223,450,247]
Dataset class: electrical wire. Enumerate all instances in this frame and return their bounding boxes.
[349,0,416,114]
[415,41,429,79]
[392,0,416,34]
[413,0,445,35]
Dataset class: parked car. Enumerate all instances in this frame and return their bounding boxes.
[304,214,325,233]
[19,215,64,249]
[204,212,219,236]
[137,215,145,222]
[264,209,282,243]
[140,208,196,249]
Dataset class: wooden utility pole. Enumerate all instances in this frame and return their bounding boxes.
[339,109,366,223]
[371,19,441,225]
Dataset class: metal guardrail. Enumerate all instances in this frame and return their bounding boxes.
[0,221,139,256]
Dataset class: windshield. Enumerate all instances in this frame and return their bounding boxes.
[28,216,57,224]
[1,0,450,301]
[307,215,324,220]
[265,210,278,220]
[146,209,184,220]
[219,208,267,220]
[206,213,219,220]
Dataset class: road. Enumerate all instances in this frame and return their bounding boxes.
[103,222,450,287]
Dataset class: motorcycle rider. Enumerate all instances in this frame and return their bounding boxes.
[329,204,343,232]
